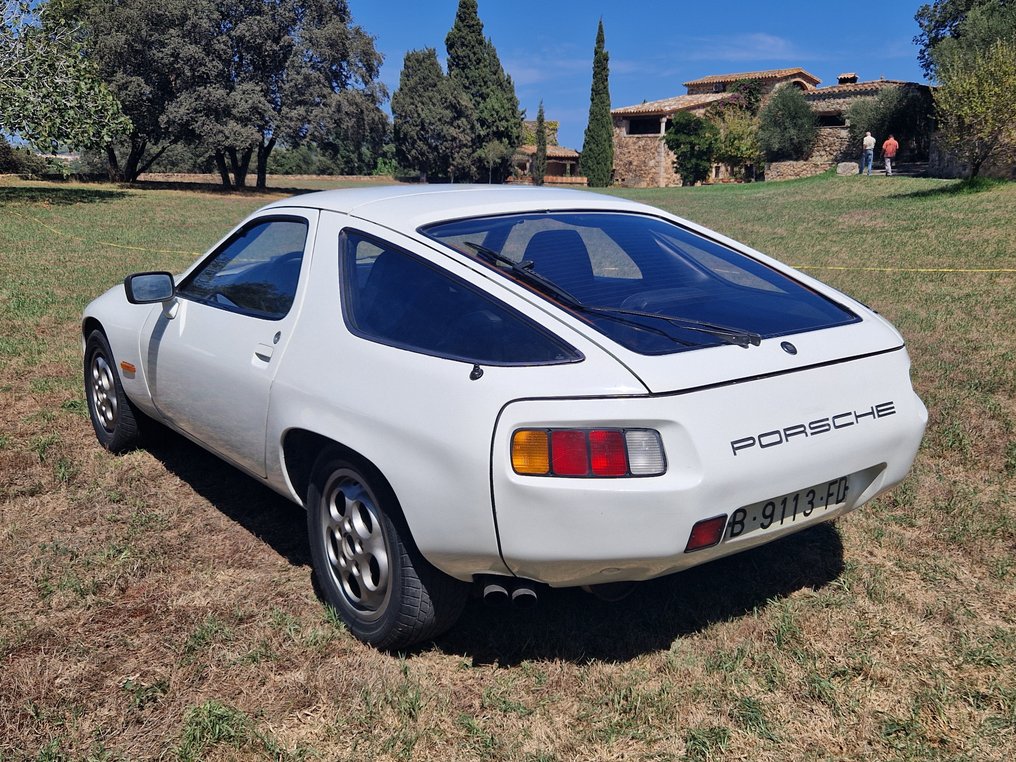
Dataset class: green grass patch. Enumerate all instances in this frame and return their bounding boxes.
[1,173,1014,760]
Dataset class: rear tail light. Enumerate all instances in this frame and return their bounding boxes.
[624,430,667,475]
[551,430,590,475]
[510,429,550,475]
[511,428,665,477]
[589,430,627,476]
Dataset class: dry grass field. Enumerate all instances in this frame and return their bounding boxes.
[1,172,1014,761]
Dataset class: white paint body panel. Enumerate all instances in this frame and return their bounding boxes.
[83,185,927,586]
[492,348,926,586]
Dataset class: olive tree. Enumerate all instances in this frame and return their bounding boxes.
[934,37,1016,177]
[758,85,817,161]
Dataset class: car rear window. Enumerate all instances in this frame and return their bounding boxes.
[422,212,858,355]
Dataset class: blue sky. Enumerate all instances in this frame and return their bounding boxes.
[346,0,929,150]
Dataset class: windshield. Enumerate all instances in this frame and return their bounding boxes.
[421,212,858,355]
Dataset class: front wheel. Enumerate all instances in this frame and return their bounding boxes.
[84,330,142,453]
[306,450,468,649]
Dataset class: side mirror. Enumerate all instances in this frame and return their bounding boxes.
[124,272,175,304]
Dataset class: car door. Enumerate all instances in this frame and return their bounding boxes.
[141,209,318,477]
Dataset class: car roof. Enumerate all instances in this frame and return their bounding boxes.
[259,184,658,231]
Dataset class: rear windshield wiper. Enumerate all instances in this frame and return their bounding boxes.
[582,305,762,349]
[463,240,582,306]
[462,240,758,348]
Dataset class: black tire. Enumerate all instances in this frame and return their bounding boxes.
[306,449,468,649]
[84,330,142,454]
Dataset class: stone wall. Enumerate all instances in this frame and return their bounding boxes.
[929,136,1016,180]
[611,121,681,187]
[764,160,831,181]
[765,127,851,182]
[811,126,851,164]
[612,108,854,186]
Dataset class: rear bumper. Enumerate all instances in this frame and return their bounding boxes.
[491,348,927,587]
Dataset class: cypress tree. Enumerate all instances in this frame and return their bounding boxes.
[393,49,446,181]
[532,100,547,185]
[445,0,521,182]
[392,48,476,182]
[580,19,614,187]
[445,0,489,101]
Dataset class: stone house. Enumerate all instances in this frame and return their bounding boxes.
[612,67,820,187]
[612,68,930,185]
[511,118,586,185]
[769,75,931,181]
[512,144,584,184]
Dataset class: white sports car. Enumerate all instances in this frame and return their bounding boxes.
[83,185,927,649]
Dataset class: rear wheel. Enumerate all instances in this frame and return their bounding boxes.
[306,450,468,649]
[84,330,141,453]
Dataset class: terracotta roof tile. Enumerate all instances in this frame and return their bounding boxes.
[611,92,732,117]
[515,144,580,158]
[806,79,912,97]
[683,67,821,87]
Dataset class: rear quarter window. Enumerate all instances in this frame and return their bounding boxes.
[340,231,581,366]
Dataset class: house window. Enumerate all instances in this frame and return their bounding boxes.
[818,114,847,127]
[627,117,661,135]
[712,83,726,93]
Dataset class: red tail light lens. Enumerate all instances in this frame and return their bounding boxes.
[550,430,589,476]
[589,430,627,476]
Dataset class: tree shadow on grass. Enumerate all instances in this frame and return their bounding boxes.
[126,179,317,197]
[0,186,130,206]
[434,524,844,665]
[891,176,1009,200]
[141,425,845,664]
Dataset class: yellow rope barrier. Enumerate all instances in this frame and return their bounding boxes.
[9,208,1015,272]
[792,265,1016,273]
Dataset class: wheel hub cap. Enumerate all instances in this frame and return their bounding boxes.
[90,355,118,433]
[322,473,391,620]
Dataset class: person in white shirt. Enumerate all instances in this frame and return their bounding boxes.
[861,132,876,176]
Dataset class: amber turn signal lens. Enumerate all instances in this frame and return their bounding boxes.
[511,430,550,475]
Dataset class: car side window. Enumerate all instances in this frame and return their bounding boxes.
[341,231,581,366]
[178,218,308,319]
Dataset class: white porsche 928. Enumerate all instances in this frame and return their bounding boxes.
[83,185,927,649]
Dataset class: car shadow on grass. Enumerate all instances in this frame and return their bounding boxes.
[0,186,130,206]
[142,428,311,567]
[435,525,844,666]
[142,427,844,664]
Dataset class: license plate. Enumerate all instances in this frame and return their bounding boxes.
[725,476,850,542]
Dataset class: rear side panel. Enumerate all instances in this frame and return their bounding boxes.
[491,347,927,587]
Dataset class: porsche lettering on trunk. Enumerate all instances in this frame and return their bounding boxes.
[729,401,897,456]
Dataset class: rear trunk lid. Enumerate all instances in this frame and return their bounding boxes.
[606,312,905,395]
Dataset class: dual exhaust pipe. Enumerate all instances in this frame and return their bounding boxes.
[480,578,538,608]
